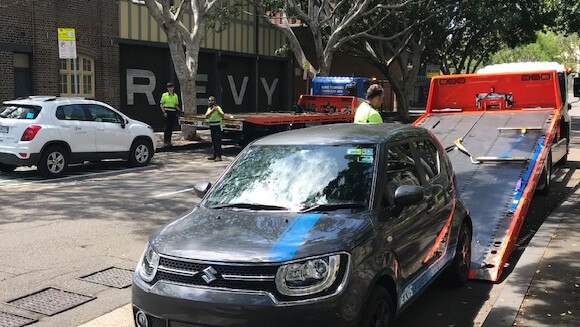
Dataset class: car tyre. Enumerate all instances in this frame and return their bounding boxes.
[0,163,16,173]
[359,285,394,327]
[445,222,471,288]
[128,138,153,167]
[38,145,68,178]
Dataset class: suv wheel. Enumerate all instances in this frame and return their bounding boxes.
[128,139,153,167]
[0,163,16,173]
[38,145,68,178]
[445,222,471,288]
[359,286,394,327]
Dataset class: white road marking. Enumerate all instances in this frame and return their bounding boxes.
[153,187,195,198]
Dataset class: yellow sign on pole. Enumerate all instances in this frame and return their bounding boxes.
[58,28,76,41]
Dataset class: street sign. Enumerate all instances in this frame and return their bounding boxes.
[58,28,77,59]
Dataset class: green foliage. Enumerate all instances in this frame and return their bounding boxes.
[275,43,292,57]
[546,0,580,34]
[424,0,549,74]
[206,1,243,32]
[489,31,580,67]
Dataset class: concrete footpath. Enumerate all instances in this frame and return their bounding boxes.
[484,108,580,326]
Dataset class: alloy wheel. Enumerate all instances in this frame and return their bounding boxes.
[47,152,65,174]
[135,144,149,163]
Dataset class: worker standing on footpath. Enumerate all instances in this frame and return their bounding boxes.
[160,82,180,147]
[354,84,384,124]
[205,96,225,161]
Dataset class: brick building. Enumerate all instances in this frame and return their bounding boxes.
[0,0,119,108]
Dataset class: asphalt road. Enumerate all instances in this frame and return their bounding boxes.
[0,132,577,327]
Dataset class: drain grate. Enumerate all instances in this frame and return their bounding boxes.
[79,267,134,289]
[0,312,37,327]
[7,287,95,316]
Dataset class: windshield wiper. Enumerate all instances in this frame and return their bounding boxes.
[300,202,366,213]
[208,202,290,211]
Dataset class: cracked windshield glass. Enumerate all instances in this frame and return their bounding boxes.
[204,144,376,211]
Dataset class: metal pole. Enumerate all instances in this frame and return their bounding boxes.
[73,58,78,96]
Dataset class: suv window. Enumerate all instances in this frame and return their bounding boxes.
[56,104,90,121]
[86,105,121,123]
[385,143,421,203]
[0,105,41,119]
[413,139,440,182]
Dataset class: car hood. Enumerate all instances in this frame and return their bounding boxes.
[150,206,373,263]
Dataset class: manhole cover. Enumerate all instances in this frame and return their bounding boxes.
[79,267,134,289]
[7,288,95,316]
[0,312,36,327]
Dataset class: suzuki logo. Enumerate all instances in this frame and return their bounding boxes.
[202,266,218,284]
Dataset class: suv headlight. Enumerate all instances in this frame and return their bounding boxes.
[138,244,160,283]
[275,254,341,296]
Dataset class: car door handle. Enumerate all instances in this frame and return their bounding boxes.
[97,128,106,131]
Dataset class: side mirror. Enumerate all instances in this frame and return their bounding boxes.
[574,77,580,98]
[120,118,126,129]
[394,185,424,206]
[193,181,212,198]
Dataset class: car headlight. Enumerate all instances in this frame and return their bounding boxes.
[275,255,341,296]
[138,244,160,283]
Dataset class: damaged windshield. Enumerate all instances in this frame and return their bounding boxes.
[203,144,376,211]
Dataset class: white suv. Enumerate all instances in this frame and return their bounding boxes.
[0,96,156,178]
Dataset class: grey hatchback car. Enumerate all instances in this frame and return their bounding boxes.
[132,123,472,327]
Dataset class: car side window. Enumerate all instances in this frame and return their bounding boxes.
[413,139,440,183]
[55,104,89,121]
[385,143,421,204]
[86,105,121,123]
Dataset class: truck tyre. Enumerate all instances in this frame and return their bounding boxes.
[445,222,471,288]
[127,138,153,167]
[536,151,552,196]
[0,163,16,173]
[38,145,68,178]
[359,285,394,327]
[557,121,569,165]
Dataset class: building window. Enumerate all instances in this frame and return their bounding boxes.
[59,55,95,98]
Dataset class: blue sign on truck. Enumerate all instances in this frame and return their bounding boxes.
[311,77,369,98]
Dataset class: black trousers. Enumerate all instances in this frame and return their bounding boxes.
[209,125,222,158]
[164,110,177,143]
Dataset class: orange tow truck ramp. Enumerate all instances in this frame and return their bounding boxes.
[414,69,570,281]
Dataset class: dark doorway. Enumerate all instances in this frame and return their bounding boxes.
[14,53,32,98]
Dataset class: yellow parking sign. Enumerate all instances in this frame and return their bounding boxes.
[58,28,76,41]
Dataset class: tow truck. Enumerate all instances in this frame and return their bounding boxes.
[180,77,370,143]
[414,62,579,281]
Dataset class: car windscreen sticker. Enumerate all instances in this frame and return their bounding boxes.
[346,148,362,155]
[268,213,322,261]
[357,156,373,164]
[26,112,34,119]
[347,148,373,156]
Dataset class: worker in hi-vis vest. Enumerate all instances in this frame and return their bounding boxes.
[354,84,384,124]
[160,82,180,147]
[205,96,225,161]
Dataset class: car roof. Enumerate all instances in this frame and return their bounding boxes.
[252,123,428,146]
[477,62,565,74]
[3,96,103,107]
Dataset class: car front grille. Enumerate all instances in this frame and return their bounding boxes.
[155,256,279,293]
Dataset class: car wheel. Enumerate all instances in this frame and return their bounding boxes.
[38,145,68,178]
[128,139,153,167]
[0,163,16,173]
[536,151,552,196]
[445,222,471,288]
[359,286,394,327]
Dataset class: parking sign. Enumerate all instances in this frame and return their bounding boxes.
[58,28,77,59]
